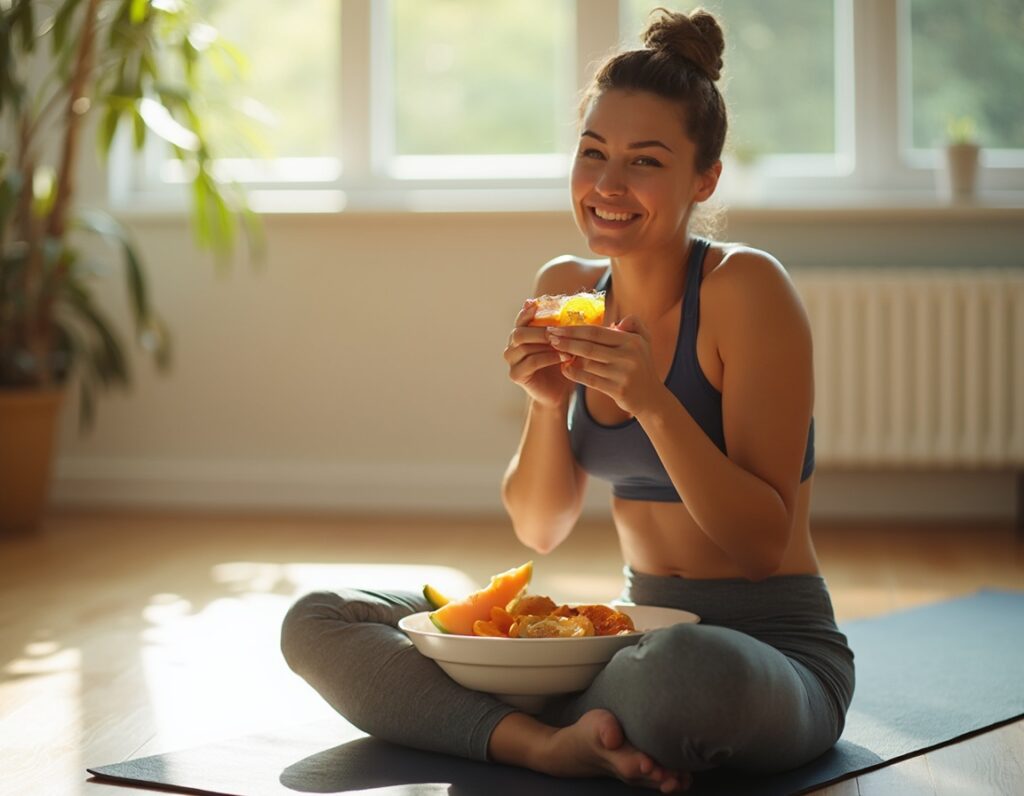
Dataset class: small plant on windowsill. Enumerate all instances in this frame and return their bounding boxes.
[941,115,981,201]
[723,142,763,204]
[0,0,264,532]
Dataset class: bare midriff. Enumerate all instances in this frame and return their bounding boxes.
[612,475,821,579]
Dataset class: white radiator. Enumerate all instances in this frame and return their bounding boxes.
[793,268,1024,468]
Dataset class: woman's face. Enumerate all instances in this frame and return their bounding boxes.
[570,89,719,257]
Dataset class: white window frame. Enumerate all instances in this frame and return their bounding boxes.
[108,0,1024,215]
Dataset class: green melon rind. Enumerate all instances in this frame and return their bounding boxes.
[428,611,451,634]
[423,584,449,610]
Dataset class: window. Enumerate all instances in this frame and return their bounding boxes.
[622,0,839,157]
[113,0,1024,213]
[390,0,574,157]
[381,0,576,180]
[906,0,1024,156]
[199,0,340,161]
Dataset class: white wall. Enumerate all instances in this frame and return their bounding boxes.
[50,137,1024,521]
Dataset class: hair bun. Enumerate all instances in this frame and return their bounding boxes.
[642,7,724,82]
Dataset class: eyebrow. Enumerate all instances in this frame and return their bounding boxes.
[581,130,673,152]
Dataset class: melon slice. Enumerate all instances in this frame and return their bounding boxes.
[422,584,450,610]
[428,561,533,635]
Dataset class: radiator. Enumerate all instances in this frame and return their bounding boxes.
[792,268,1024,468]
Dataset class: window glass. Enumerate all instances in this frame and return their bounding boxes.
[197,0,340,159]
[390,0,575,155]
[908,0,1024,150]
[622,1,836,157]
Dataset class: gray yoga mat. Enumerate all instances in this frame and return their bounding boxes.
[87,589,1024,795]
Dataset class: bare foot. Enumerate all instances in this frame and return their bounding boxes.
[535,709,691,792]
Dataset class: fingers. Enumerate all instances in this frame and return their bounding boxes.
[505,342,554,368]
[507,323,552,352]
[560,357,616,393]
[509,350,563,383]
[548,323,625,343]
[548,331,616,363]
[514,301,538,327]
[613,313,651,340]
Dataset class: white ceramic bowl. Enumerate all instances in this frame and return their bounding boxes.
[399,603,700,712]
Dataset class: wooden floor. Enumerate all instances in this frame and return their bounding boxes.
[1,510,1022,795]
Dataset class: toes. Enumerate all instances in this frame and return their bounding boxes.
[595,712,624,750]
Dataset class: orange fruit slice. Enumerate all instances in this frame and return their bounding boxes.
[528,291,605,327]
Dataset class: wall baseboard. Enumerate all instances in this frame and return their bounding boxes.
[52,457,1018,521]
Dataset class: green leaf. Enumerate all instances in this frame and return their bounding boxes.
[61,279,130,387]
[153,82,191,105]
[139,314,172,371]
[191,171,211,247]
[181,35,196,82]
[31,165,58,218]
[137,96,200,150]
[209,179,235,256]
[132,107,146,149]
[56,318,98,431]
[130,0,148,25]
[71,209,151,332]
[0,170,25,232]
[16,0,35,53]
[53,0,86,54]
[97,103,123,159]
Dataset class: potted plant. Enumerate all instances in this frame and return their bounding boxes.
[728,142,762,202]
[941,115,981,201]
[1,0,262,533]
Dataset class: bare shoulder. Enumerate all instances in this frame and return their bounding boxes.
[703,243,805,314]
[702,243,810,348]
[533,255,610,297]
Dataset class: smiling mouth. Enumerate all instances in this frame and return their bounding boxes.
[589,206,641,225]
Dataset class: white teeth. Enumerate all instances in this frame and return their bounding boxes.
[593,207,636,222]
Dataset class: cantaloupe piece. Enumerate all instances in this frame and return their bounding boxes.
[428,561,533,635]
[422,584,449,610]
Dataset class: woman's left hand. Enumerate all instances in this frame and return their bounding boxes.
[547,315,664,416]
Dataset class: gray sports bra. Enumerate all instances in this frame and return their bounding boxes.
[567,238,815,502]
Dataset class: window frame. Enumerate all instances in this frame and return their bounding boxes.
[108,0,1024,215]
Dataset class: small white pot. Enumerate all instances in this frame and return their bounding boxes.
[940,143,981,201]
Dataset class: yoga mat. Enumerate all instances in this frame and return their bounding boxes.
[88,589,1024,795]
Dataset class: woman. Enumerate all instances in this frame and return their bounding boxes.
[281,8,854,793]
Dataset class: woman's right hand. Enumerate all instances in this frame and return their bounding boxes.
[504,301,575,409]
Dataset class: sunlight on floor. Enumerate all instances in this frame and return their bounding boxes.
[0,643,83,792]
[132,562,482,754]
[210,561,480,598]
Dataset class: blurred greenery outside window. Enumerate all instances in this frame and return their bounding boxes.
[906,0,1024,158]
[135,0,341,191]
[385,0,576,179]
[622,0,840,162]
[123,0,1024,210]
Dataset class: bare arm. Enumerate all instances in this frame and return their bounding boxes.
[501,259,601,553]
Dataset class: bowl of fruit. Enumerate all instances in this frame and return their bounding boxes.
[399,562,700,712]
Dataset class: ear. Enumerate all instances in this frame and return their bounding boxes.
[692,160,722,203]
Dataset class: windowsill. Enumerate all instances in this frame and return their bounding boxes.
[106,187,1024,222]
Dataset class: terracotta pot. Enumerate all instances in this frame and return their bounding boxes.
[0,388,65,533]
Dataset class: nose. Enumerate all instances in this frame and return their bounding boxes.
[595,162,627,197]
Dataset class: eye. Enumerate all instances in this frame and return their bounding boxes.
[635,156,662,167]
[578,148,605,160]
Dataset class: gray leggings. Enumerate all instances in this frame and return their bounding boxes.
[280,569,855,773]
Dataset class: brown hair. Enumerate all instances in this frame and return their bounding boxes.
[579,7,728,173]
